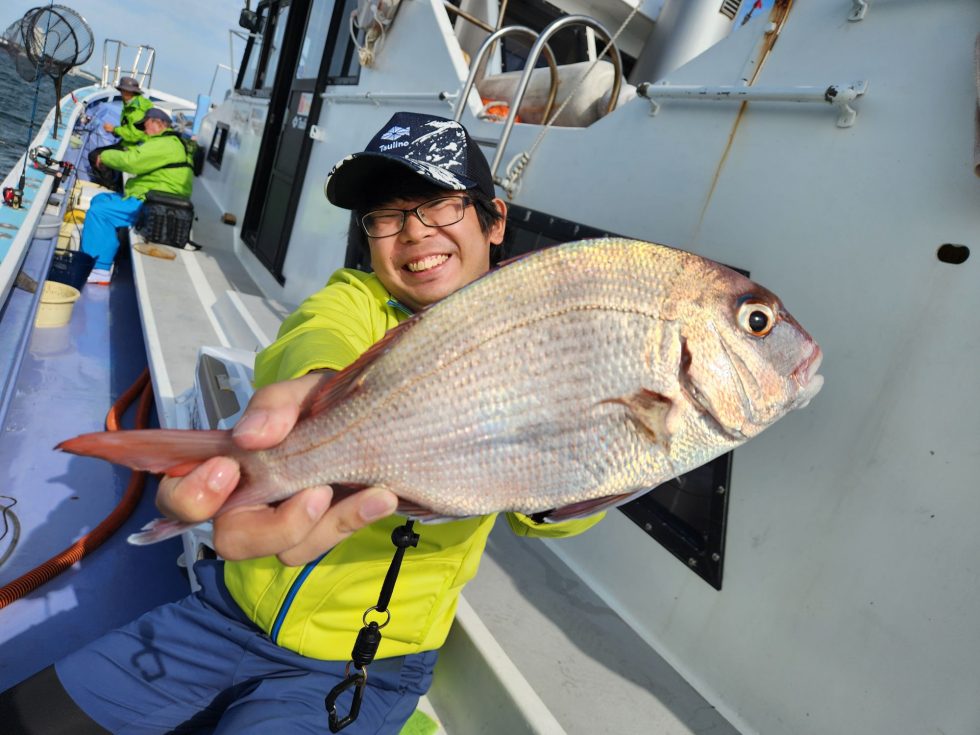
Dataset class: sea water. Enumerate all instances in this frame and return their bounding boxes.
[0,53,93,180]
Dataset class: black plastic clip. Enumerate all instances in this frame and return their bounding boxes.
[324,521,418,732]
[326,621,384,732]
[325,661,367,733]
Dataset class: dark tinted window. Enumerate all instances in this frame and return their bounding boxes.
[207,123,229,169]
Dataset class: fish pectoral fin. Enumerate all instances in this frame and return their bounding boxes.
[602,389,675,450]
[538,491,640,523]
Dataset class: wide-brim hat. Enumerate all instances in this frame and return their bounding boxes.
[325,112,495,210]
[115,76,142,94]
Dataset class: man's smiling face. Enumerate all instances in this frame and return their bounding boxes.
[367,192,506,311]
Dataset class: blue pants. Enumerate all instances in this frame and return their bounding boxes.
[55,561,437,734]
[80,192,145,270]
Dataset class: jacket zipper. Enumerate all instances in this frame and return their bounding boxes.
[270,552,327,644]
[387,298,414,317]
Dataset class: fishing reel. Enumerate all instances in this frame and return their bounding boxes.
[29,146,72,177]
[29,145,55,168]
[28,146,74,188]
[2,186,24,209]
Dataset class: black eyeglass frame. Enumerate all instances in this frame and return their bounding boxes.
[360,195,474,238]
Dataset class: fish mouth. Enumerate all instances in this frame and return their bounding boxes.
[791,344,824,408]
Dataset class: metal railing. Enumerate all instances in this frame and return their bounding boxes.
[635,80,869,128]
[100,39,155,90]
[453,26,560,128]
[455,15,623,186]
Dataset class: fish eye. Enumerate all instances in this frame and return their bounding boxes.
[737,301,776,337]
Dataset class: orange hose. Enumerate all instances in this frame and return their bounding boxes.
[0,368,154,609]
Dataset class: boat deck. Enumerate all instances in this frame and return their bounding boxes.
[0,250,190,692]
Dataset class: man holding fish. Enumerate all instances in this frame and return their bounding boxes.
[3,112,822,732]
[0,113,609,733]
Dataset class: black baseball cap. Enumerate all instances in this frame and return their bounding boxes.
[325,112,495,210]
[135,108,173,130]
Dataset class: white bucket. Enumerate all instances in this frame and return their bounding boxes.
[34,214,62,240]
[35,281,81,328]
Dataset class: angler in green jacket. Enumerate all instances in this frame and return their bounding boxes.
[88,76,154,189]
[0,113,604,734]
[81,107,193,284]
[105,76,154,145]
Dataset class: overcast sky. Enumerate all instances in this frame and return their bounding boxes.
[5,0,248,102]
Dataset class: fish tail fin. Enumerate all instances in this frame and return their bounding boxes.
[56,429,236,475]
[127,517,198,546]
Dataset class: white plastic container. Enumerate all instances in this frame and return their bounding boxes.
[34,214,62,240]
[35,281,81,328]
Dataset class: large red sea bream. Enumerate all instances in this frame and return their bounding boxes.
[58,238,823,544]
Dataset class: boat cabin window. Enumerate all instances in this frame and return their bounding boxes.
[296,0,333,80]
[324,0,362,85]
[234,0,292,96]
[256,1,291,92]
[207,123,230,170]
[235,3,268,92]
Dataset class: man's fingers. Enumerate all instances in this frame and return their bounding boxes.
[211,486,335,561]
[276,488,399,567]
[156,456,239,523]
[230,372,330,450]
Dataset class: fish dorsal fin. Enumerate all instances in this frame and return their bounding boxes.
[306,315,422,418]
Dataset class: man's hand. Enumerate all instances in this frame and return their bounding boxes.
[155,372,399,566]
[102,122,114,133]
[94,154,102,168]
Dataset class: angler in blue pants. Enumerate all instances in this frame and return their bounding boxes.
[80,108,192,284]
[80,192,145,272]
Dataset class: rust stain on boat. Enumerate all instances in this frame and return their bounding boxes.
[692,0,795,243]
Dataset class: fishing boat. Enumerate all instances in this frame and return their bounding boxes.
[1,1,977,733]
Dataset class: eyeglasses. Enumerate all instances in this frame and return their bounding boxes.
[360,196,472,238]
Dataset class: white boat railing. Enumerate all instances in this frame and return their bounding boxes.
[100,39,156,90]
[635,80,869,128]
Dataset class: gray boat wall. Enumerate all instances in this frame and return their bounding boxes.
[191,1,980,733]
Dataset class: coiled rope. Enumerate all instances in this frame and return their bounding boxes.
[0,368,153,609]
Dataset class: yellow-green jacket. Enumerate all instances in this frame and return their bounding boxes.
[100,130,193,201]
[224,269,604,660]
[113,94,153,146]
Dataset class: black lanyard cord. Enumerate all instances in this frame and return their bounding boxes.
[325,520,419,732]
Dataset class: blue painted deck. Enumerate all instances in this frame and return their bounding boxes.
[0,248,190,691]
[0,91,88,260]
